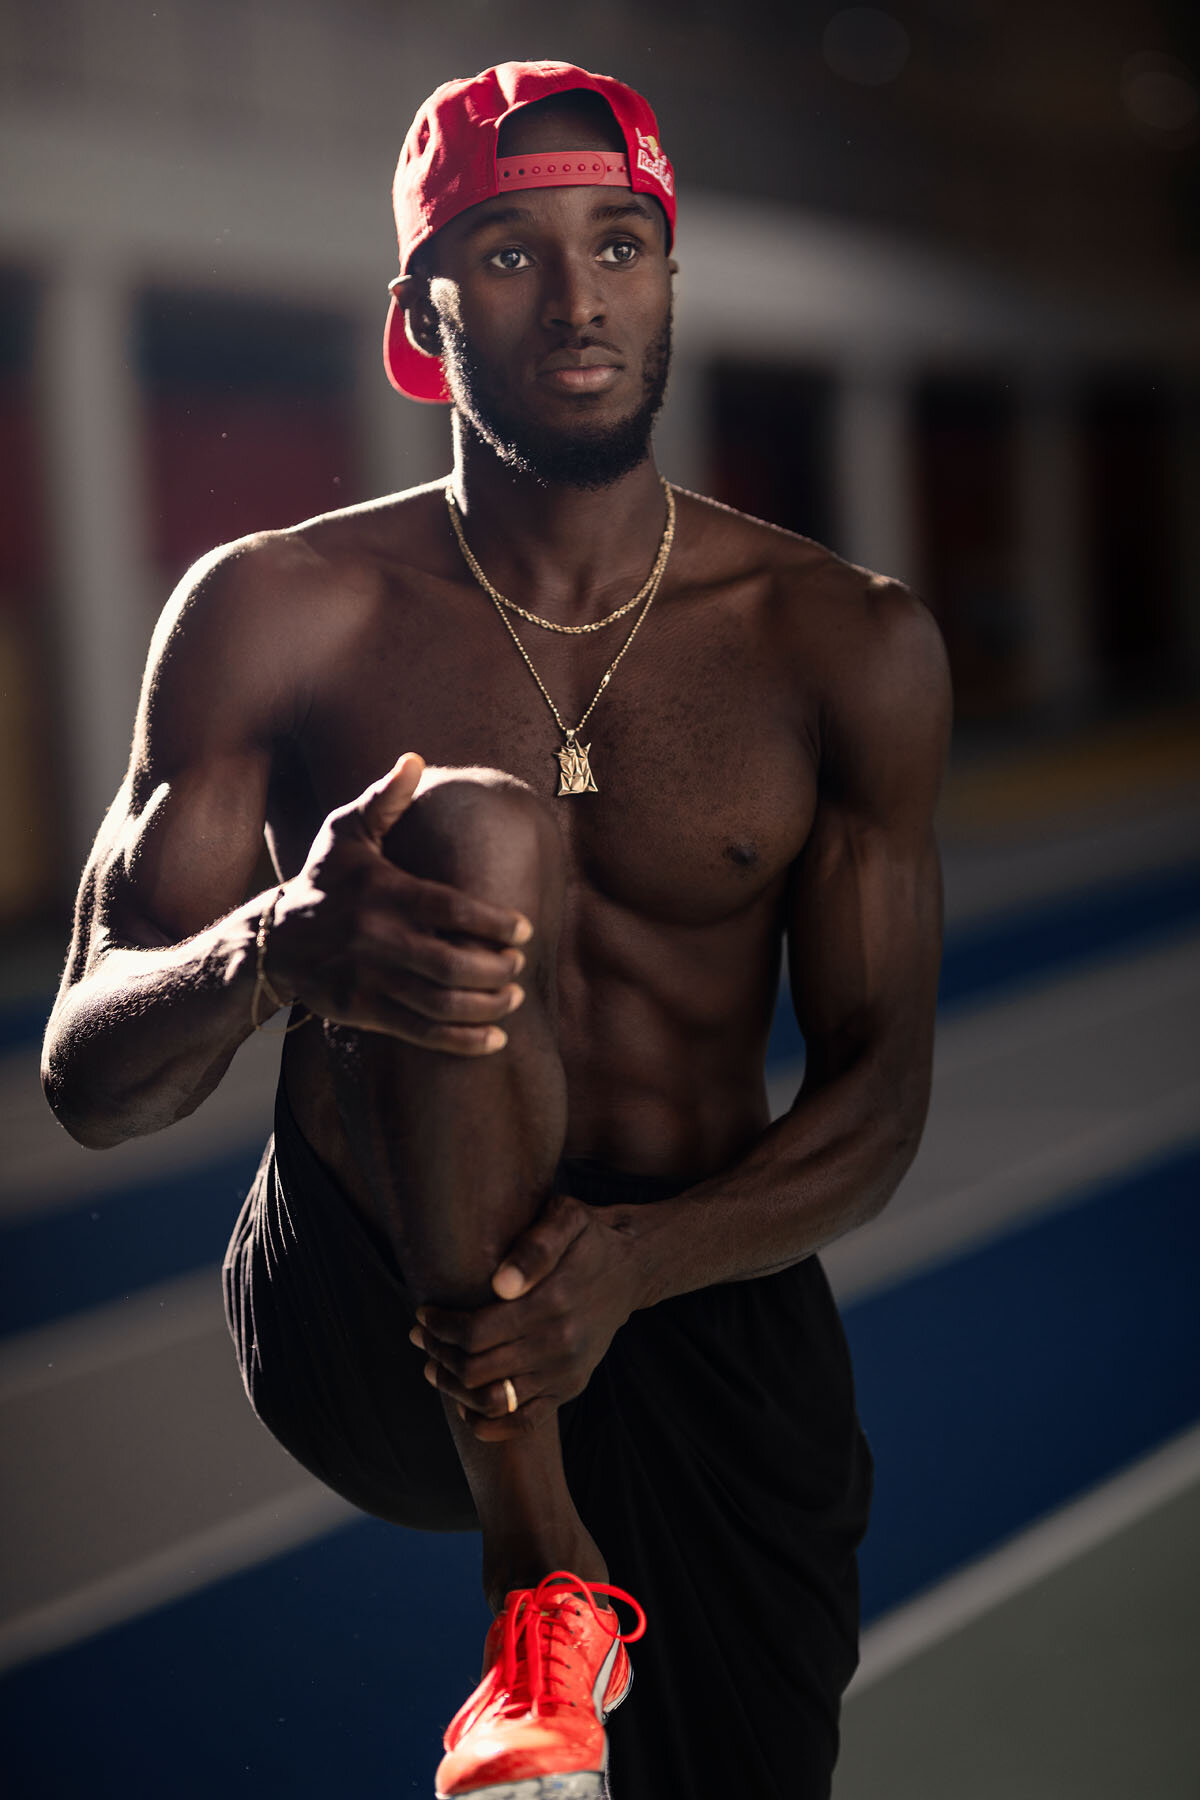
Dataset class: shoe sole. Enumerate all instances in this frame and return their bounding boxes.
[437,1778,605,1800]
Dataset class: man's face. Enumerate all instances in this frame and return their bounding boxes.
[414,104,674,489]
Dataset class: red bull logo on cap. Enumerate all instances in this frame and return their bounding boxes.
[635,128,674,197]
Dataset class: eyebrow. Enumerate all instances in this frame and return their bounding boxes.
[459,197,659,238]
[593,200,660,226]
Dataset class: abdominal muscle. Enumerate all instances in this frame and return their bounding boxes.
[554,964,778,1181]
[279,899,781,1216]
[551,878,784,1178]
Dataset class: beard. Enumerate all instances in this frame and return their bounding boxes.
[439,306,673,491]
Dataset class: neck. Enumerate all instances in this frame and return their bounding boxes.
[446,416,669,626]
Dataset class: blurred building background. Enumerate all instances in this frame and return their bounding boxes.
[1,3,1198,1796]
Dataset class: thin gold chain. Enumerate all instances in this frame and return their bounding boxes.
[447,482,676,740]
[444,477,673,634]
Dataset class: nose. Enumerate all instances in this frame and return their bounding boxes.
[541,253,605,335]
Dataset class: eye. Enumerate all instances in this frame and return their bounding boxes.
[487,246,531,272]
[599,239,640,266]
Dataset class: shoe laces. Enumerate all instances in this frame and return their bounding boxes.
[498,1571,647,1719]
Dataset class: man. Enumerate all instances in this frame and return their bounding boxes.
[42,60,951,1800]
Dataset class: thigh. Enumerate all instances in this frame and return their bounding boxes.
[223,1085,477,1532]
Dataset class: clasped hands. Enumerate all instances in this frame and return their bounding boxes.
[409,1191,646,1442]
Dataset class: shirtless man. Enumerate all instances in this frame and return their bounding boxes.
[42,61,950,1800]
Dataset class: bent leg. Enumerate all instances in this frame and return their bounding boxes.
[322,765,602,1606]
[328,765,567,1299]
[223,1088,479,1531]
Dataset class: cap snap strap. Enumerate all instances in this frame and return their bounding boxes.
[495,152,631,191]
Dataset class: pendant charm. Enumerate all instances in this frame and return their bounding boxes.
[556,732,598,796]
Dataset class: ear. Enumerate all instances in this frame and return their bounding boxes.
[667,257,679,276]
[388,273,442,360]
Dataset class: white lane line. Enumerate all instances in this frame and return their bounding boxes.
[847,1420,1200,1698]
[0,1026,280,1220]
[824,1090,1200,1305]
[0,1268,222,1402]
[929,927,1200,1080]
[11,930,1199,1222]
[769,931,1200,1303]
[939,797,1200,929]
[769,927,1200,1122]
[0,1485,358,1675]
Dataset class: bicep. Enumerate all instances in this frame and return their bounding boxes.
[787,797,943,1090]
[75,542,295,963]
[102,752,272,950]
[787,583,951,1088]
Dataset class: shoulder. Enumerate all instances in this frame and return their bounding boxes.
[138,527,321,752]
[670,487,830,606]
[803,560,951,812]
[674,487,951,797]
[153,481,448,636]
[806,560,951,718]
[281,478,451,587]
[675,486,948,682]
[144,482,449,703]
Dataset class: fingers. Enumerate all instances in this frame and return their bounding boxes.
[353,769,533,951]
[332,860,532,961]
[298,887,530,1045]
[421,1357,557,1440]
[352,993,516,1055]
[412,1288,582,1395]
[412,1305,518,1359]
[390,906,528,988]
[422,1356,531,1419]
[397,960,524,1021]
[491,1195,589,1300]
[386,969,526,1027]
[358,752,425,846]
[399,868,533,950]
[316,927,526,1047]
[304,974,519,1054]
[285,763,541,1046]
[413,1326,528,1395]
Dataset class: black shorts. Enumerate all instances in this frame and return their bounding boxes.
[223,1085,874,1800]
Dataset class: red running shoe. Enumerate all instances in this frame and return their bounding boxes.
[435,1570,647,1799]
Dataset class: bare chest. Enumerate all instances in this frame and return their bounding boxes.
[280,581,819,927]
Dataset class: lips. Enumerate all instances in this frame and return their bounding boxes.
[541,366,621,392]
[536,349,623,394]
[538,347,620,371]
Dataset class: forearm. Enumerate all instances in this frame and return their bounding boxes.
[625,1052,928,1308]
[42,887,287,1149]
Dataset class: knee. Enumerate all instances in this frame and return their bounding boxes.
[382,765,564,930]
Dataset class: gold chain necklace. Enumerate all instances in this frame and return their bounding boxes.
[445,476,673,634]
[445,481,676,796]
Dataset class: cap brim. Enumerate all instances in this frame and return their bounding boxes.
[383,293,452,404]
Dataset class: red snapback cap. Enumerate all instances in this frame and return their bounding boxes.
[383,60,676,403]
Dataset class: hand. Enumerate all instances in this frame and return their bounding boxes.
[267,752,532,1052]
[411,1192,647,1442]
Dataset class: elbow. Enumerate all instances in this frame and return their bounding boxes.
[41,1077,122,1151]
[859,1065,931,1222]
[64,1116,129,1152]
[40,1049,134,1151]
[41,1043,204,1149]
[883,1050,931,1150]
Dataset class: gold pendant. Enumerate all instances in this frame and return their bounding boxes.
[556,732,598,796]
